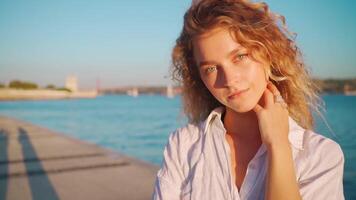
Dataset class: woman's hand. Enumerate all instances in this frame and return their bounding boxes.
[252,81,290,148]
[253,82,302,200]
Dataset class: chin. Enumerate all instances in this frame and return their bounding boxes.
[227,102,256,113]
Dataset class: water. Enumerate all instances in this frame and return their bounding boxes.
[0,94,355,199]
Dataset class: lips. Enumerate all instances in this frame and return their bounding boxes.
[228,88,249,100]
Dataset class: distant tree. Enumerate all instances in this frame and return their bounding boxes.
[0,83,5,88]
[9,80,21,88]
[9,80,38,89]
[313,78,356,93]
[45,84,56,89]
[56,87,72,92]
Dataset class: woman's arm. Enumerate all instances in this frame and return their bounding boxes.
[265,143,301,200]
[253,82,302,200]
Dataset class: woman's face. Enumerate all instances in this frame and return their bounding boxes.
[193,27,268,113]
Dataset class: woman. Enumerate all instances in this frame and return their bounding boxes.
[153,0,344,199]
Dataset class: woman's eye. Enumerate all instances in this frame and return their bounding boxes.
[234,53,248,62]
[238,54,247,59]
[205,66,217,74]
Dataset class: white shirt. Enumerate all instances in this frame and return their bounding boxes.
[152,107,345,200]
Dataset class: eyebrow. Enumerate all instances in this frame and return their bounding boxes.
[198,47,245,68]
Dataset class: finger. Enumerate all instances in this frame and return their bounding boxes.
[264,88,274,108]
[267,82,281,96]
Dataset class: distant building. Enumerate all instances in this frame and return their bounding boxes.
[166,84,174,98]
[344,84,356,95]
[127,87,139,97]
[65,75,78,92]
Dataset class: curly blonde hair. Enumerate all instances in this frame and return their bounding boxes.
[172,0,322,130]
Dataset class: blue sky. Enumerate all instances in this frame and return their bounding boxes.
[0,0,355,89]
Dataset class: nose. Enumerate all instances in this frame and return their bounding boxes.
[219,63,240,88]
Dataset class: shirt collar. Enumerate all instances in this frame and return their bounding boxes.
[200,106,225,134]
[201,106,305,150]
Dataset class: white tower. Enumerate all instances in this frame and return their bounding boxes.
[65,75,78,92]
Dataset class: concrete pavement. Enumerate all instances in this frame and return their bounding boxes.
[0,116,159,200]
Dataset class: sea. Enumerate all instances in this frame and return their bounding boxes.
[0,94,355,199]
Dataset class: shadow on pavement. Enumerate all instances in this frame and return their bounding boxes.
[19,127,60,200]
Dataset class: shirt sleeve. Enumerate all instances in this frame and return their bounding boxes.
[298,135,345,200]
[152,130,185,200]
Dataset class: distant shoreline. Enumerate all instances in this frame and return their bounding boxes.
[0,88,97,101]
[1,77,356,101]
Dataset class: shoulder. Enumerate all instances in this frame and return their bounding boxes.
[166,122,203,150]
[302,130,344,162]
[297,129,344,181]
[168,107,224,144]
[164,107,221,156]
[294,130,345,198]
[288,117,343,159]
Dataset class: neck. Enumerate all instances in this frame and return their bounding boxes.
[223,107,261,141]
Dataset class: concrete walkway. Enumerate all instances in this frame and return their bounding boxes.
[0,116,159,200]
